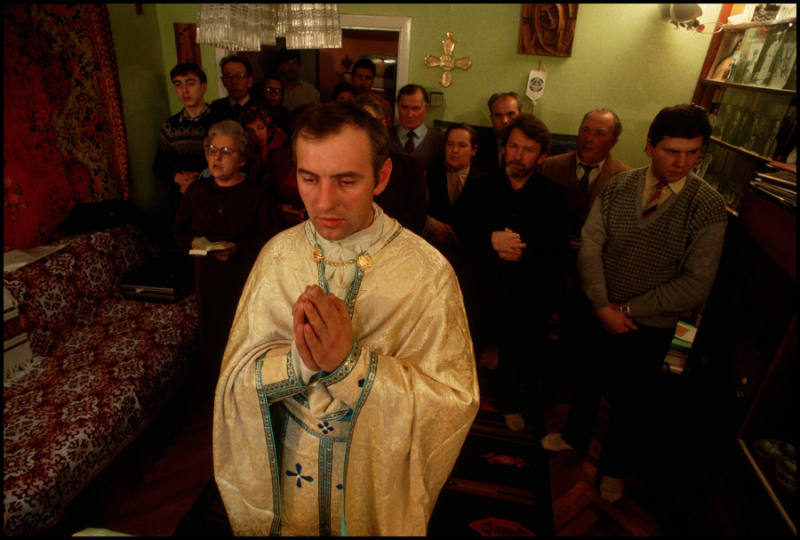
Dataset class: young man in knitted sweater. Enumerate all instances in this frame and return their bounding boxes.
[541,104,727,504]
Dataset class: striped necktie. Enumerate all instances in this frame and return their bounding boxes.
[405,130,416,154]
[642,181,666,218]
[578,163,597,191]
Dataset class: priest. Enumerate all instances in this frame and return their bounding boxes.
[213,101,480,536]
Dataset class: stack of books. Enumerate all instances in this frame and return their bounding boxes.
[750,166,797,208]
[663,321,698,375]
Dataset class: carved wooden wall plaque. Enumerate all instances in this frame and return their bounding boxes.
[519,4,578,57]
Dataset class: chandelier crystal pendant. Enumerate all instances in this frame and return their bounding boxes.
[197,4,342,51]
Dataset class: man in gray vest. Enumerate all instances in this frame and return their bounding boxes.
[541,104,727,504]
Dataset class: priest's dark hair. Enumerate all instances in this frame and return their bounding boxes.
[291,101,390,181]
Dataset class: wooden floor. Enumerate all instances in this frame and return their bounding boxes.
[54,373,685,537]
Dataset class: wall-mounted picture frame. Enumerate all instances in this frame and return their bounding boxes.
[174,23,201,65]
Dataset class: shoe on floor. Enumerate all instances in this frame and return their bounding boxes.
[541,432,574,452]
[600,474,624,503]
[504,413,525,432]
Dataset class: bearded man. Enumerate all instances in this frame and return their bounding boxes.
[459,113,569,433]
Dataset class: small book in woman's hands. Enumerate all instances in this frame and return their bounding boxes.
[189,236,235,256]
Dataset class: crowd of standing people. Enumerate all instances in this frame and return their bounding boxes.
[153,50,727,534]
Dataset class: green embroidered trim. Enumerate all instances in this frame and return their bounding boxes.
[338,350,378,533]
[259,350,301,398]
[382,227,403,249]
[318,439,335,536]
[255,354,283,536]
[313,242,365,319]
[319,341,362,387]
[343,266,365,318]
[311,226,402,317]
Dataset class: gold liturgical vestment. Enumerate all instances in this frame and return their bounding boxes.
[213,205,480,536]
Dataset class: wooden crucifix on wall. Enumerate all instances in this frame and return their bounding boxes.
[518,4,578,57]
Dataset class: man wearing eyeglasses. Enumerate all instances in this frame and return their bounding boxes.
[210,56,256,122]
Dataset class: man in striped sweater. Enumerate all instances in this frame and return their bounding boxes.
[541,104,727,504]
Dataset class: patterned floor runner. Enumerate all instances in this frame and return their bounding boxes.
[427,398,554,536]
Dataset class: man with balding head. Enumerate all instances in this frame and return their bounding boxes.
[540,108,631,249]
[539,109,631,431]
[476,92,524,173]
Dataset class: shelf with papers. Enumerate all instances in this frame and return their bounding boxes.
[721,17,796,32]
[709,136,771,161]
[701,78,796,96]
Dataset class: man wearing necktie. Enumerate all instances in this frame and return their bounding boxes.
[389,84,445,174]
[423,124,488,359]
[209,56,255,122]
[539,109,631,428]
[540,108,631,249]
[541,105,727,507]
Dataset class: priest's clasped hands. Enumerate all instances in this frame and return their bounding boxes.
[293,285,353,373]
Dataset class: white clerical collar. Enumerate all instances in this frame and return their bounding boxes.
[306,203,399,260]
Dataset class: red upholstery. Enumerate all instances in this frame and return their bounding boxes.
[3,225,198,536]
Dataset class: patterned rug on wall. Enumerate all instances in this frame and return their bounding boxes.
[3,4,129,252]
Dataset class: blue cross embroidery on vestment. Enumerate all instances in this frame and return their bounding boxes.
[286,463,314,488]
[318,421,334,434]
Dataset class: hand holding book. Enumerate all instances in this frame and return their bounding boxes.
[190,236,236,259]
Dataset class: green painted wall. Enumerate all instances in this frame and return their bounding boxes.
[108,4,170,217]
[108,4,218,223]
[111,3,722,214]
[338,3,722,168]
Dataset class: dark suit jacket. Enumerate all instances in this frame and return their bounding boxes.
[459,170,570,315]
[375,150,427,234]
[426,162,488,229]
[474,136,503,177]
[389,125,446,174]
[539,151,630,236]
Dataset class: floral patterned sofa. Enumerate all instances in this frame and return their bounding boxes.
[3,224,199,536]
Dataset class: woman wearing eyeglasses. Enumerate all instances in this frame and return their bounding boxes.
[174,119,280,402]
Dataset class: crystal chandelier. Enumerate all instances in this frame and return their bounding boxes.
[196,4,342,51]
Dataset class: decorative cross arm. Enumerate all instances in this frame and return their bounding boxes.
[424,32,471,87]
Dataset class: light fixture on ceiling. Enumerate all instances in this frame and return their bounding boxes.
[196,4,342,51]
[668,3,704,31]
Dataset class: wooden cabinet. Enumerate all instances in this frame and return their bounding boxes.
[689,5,796,535]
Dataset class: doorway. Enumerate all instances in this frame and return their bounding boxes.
[318,28,398,106]
[211,14,411,112]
